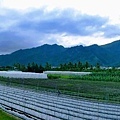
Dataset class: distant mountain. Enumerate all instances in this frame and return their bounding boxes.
[0,40,120,66]
[102,40,120,66]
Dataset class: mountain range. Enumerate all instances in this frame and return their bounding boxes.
[0,40,120,67]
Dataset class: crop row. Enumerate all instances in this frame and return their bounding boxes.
[0,84,120,120]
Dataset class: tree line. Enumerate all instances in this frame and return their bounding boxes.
[11,61,100,73]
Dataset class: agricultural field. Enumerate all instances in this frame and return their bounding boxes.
[0,70,120,119]
[0,70,120,103]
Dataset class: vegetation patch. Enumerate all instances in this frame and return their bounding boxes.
[0,109,20,120]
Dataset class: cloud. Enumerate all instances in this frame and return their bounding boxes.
[0,31,34,54]
[102,25,120,38]
[7,8,120,38]
[0,8,120,54]
[18,9,109,36]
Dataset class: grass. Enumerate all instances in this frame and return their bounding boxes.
[0,71,120,103]
[48,71,120,82]
[0,109,20,120]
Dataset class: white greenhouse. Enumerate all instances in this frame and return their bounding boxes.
[0,71,47,79]
[44,71,91,75]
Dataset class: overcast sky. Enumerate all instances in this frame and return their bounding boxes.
[0,0,120,54]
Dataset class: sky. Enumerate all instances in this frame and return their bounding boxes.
[0,0,120,54]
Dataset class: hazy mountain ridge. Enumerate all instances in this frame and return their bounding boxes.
[0,41,120,66]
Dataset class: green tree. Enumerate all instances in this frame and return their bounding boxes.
[68,62,73,70]
[96,63,100,70]
[20,64,26,72]
[13,63,21,70]
[27,63,32,72]
[38,65,44,73]
[60,64,64,70]
[84,61,89,70]
[77,61,83,71]
[45,62,51,70]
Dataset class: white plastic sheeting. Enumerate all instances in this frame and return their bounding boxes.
[0,71,47,79]
[44,71,91,75]
[0,85,120,120]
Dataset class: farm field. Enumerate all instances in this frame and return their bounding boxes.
[0,71,120,119]
[0,84,120,120]
[0,71,120,103]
